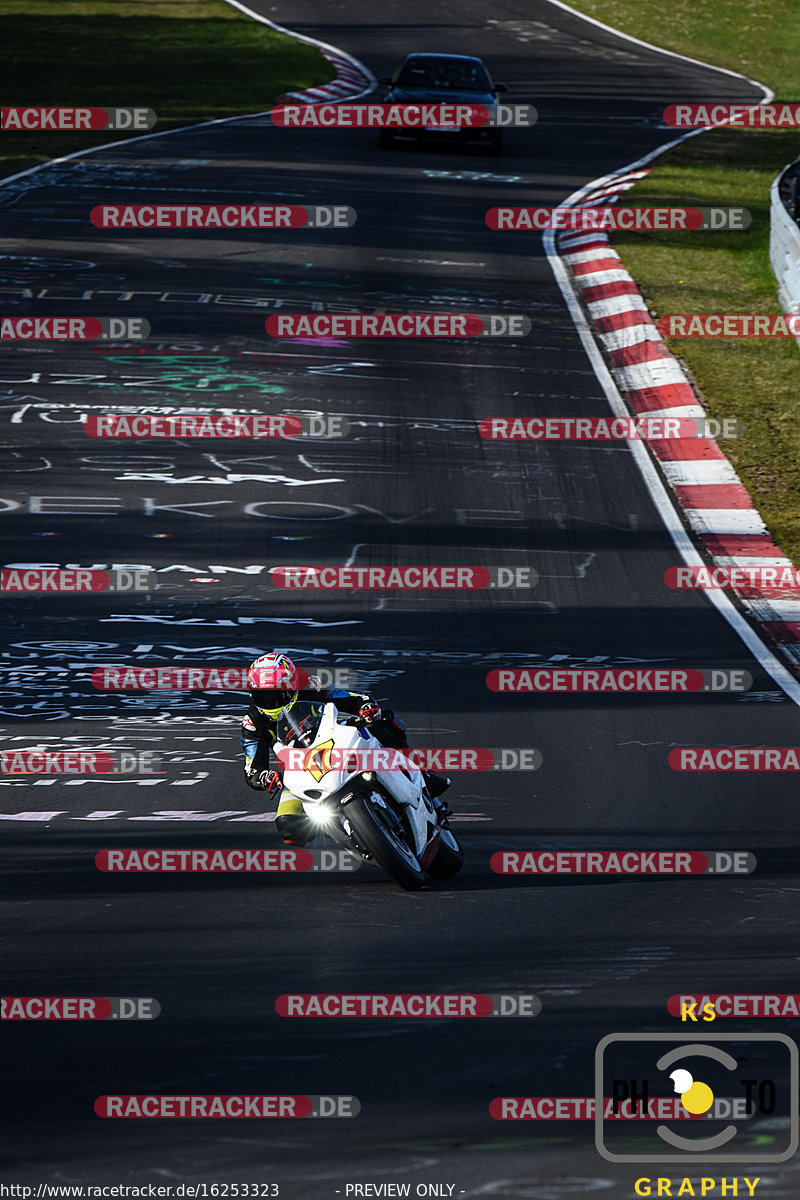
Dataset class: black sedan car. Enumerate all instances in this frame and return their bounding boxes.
[377,53,507,154]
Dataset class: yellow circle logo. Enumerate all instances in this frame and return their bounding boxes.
[670,1068,714,1115]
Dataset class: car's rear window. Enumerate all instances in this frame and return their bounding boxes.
[396,58,492,92]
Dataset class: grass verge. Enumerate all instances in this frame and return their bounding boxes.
[566,1,800,560]
[0,0,337,178]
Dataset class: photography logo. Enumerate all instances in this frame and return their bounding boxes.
[595,1033,798,1162]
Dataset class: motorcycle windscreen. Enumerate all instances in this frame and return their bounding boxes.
[274,700,325,747]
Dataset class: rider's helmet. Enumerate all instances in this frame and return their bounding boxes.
[247,651,300,718]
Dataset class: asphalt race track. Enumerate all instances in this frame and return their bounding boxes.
[2,0,799,1194]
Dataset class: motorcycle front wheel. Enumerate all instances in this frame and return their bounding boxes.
[344,792,427,891]
[426,825,464,879]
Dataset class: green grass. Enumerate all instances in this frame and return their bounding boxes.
[0,0,336,176]
[565,0,800,87]
[567,2,800,559]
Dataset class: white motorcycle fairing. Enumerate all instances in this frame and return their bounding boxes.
[277,702,436,856]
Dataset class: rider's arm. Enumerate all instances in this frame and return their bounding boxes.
[241,708,276,788]
[323,690,407,746]
[325,690,402,735]
[313,687,376,717]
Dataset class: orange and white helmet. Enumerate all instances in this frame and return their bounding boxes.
[247,651,299,717]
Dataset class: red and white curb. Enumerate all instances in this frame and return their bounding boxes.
[556,168,800,675]
[223,0,375,105]
[278,48,373,104]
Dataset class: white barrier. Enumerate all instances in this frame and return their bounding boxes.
[770,163,800,314]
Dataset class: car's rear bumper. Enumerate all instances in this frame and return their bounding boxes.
[388,127,499,144]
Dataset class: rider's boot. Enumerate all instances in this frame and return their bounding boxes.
[276,813,315,846]
[423,771,452,818]
[276,794,315,847]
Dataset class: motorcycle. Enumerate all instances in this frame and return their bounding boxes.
[274,700,464,891]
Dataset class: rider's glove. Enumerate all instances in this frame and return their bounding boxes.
[247,768,282,792]
[358,702,381,724]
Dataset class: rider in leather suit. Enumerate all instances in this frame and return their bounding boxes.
[241,651,450,846]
